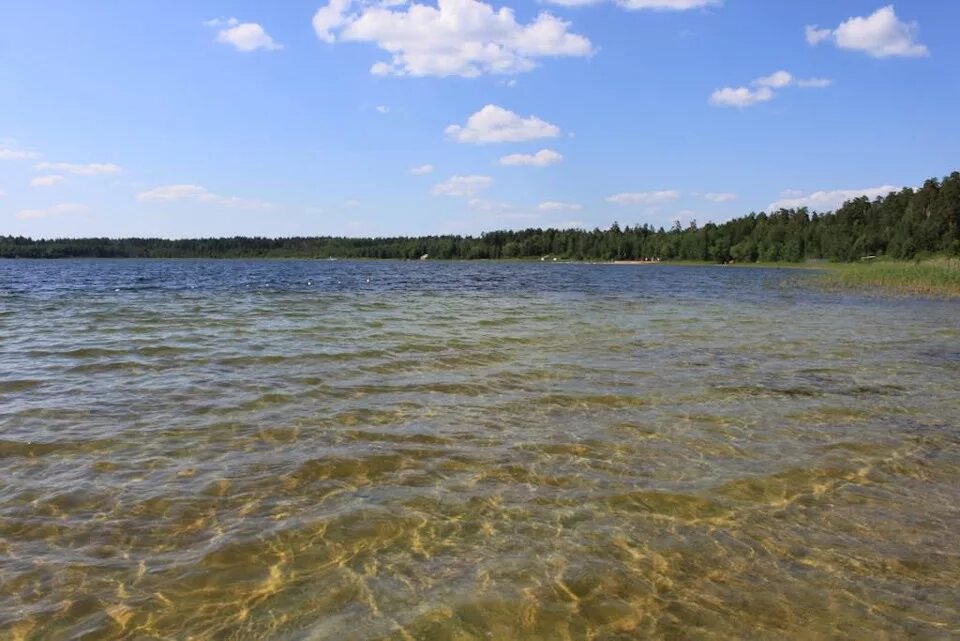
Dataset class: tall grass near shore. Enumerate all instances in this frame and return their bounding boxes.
[818,258,960,297]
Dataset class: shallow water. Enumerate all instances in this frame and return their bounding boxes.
[1,260,958,640]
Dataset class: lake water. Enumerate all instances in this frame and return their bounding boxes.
[1,260,958,640]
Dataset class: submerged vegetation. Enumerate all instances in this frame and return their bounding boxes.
[3,172,958,263]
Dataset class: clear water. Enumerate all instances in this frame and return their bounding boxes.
[1,260,958,640]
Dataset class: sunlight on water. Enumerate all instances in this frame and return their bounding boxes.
[1,260,958,639]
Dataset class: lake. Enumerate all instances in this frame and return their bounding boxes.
[1,260,958,640]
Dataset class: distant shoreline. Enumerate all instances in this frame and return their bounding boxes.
[0,255,812,267]
[3,172,958,264]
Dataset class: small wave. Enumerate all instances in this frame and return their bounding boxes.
[504,393,649,411]
[217,349,388,367]
[0,379,45,393]
[65,360,153,374]
[0,437,117,458]
[285,453,415,487]
[26,347,127,359]
[604,489,731,522]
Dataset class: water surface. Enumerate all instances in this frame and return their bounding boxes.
[1,260,958,640]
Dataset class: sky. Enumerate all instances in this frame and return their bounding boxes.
[1,1,958,239]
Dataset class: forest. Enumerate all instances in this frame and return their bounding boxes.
[2,172,958,262]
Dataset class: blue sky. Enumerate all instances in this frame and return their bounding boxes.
[1,1,958,238]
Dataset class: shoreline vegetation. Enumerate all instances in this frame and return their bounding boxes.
[615,258,960,297]
[814,257,960,298]
[3,172,958,295]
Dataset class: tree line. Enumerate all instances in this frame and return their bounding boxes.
[2,172,958,262]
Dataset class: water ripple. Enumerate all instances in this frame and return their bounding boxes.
[0,260,958,639]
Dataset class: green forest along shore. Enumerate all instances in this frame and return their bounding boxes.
[3,172,958,294]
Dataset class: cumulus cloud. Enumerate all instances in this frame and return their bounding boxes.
[0,146,41,160]
[313,0,352,43]
[705,192,736,203]
[31,175,65,188]
[710,69,831,107]
[137,184,274,209]
[544,0,719,10]
[446,105,560,144]
[805,26,831,46]
[767,185,900,211]
[312,0,592,77]
[205,17,283,52]
[709,86,773,108]
[606,190,680,205]
[806,6,928,58]
[35,162,121,176]
[16,203,88,220]
[617,0,719,7]
[409,164,434,175]
[431,175,492,197]
[375,105,390,113]
[754,70,793,88]
[499,149,563,167]
[537,201,583,211]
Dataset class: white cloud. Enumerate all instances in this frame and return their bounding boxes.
[767,185,900,211]
[31,175,65,188]
[805,26,832,46]
[705,192,736,203]
[206,17,283,52]
[203,17,240,28]
[468,197,512,211]
[375,105,390,113]
[754,70,793,88]
[16,203,88,220]
[619,0,718,7]
[313,0,352,44]
[137,184,274,209]
[537,201,582,211]
[312,0,592,77]
[756,71,831,90]
[344,199,361,207]
[446,105,560,144]
[711,69,831,107]
[409,164,434,175]
[35,162,121,176]
[806,6,928,58]
[137,184,207,201]
[431,175,492,197]
[499,149,563,167]
[617,0,719,7]
[538,0,598,6]
[709,86,773,107]
[0,147,41,160]
[606,190,680,205]
[543,0,719,10]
